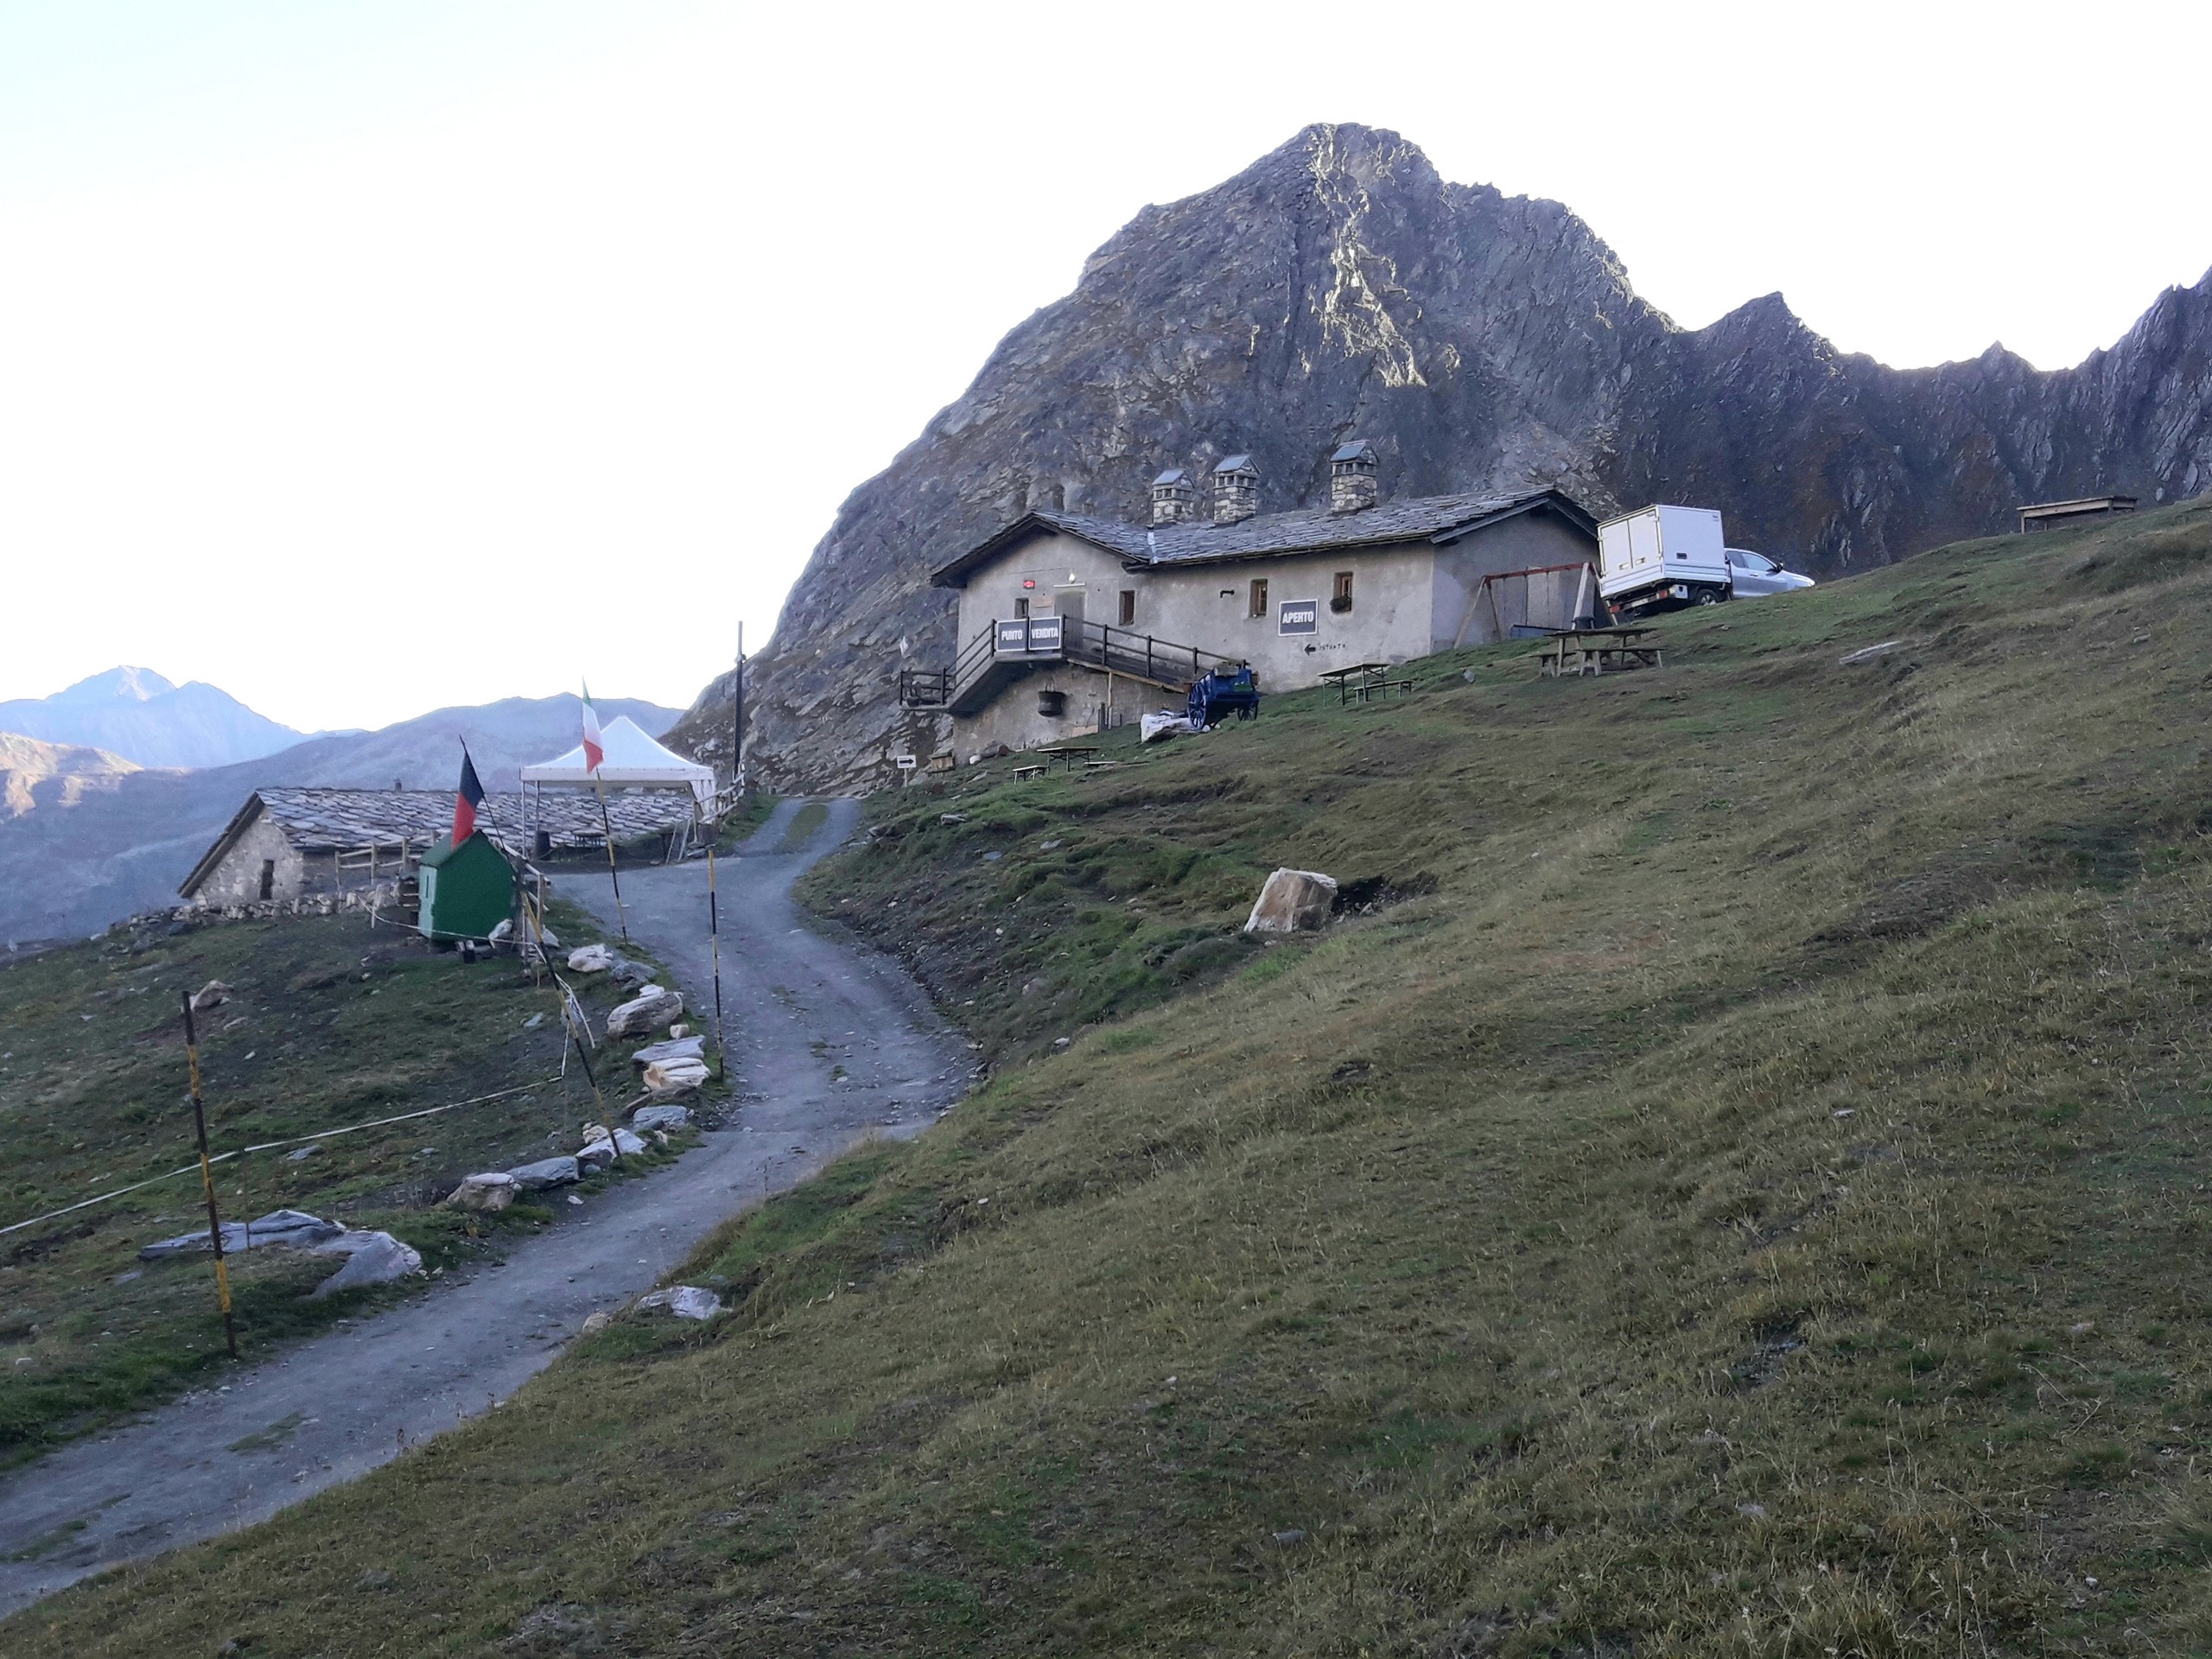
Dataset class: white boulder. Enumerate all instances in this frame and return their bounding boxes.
[568,944,616,974]
[1243,868,1339,935]
[632,1103,692,1133]
[643,1057,710,1098]
[638,1286,721,1321]
[445,1173,517,1213]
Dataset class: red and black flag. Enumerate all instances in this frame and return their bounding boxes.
[451,747,486,843]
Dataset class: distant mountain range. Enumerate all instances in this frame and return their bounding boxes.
[0,667,306,770]
[0,690,681,947]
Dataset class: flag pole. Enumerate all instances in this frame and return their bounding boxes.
[580,684,626,944]
[707,839,727,1080]
[181,993,239,1359]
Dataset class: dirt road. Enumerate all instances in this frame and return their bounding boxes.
[0,798,967,1616]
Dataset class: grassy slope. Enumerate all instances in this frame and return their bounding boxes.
[15,499,2212,1655]
[0,899,682,1466]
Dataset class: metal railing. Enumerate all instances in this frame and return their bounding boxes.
[900,617,1249,712]
[897,668,951,707]
[1062,618,1243,688]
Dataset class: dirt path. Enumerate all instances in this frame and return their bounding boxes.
[0,799,968,1617]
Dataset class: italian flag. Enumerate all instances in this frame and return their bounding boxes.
[580,683,604,775]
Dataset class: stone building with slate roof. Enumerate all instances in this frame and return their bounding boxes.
[179,787,693,906]
[909,443,1598,753]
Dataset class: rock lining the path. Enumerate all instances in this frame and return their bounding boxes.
[510,1154,582,1191]
[446,1173,518,1213]
[310,1231,423,1298]
[606,987,683,1039]
[631,1035,704,1069]
[138,1210,425,1299]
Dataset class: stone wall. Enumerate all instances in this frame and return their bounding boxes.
[947,662,1146,758]
[150,880,410,932]
[188,810,315,905]
[1131,541,1440,689]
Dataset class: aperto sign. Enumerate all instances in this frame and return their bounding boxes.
[1278,600,1319,635]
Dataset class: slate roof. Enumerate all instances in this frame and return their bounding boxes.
[180,788,697,898]
[930,487,1596,588]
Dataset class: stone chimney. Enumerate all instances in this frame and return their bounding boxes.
[1150,467,1196,525]
[1212,454,1259,525]
[1329,441,1378,513]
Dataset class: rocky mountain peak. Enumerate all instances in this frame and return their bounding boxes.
[668,126,2212,791]
[49,666,178,704]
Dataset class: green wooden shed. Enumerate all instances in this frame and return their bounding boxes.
[416,830,516,944]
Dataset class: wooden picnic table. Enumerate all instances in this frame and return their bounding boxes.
[1535,627,1664,677]
[1318,662,1414,706]
[1033,745,1102,772]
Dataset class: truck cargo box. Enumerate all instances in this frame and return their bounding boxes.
[1597,505,1732,611]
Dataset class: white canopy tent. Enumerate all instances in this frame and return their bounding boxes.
[517,715,716,856]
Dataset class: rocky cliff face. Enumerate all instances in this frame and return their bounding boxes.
[671,123,2212,790]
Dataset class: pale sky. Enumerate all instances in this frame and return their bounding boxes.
[3,0,2205,733]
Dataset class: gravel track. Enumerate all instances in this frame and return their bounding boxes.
[0,798,966,1616]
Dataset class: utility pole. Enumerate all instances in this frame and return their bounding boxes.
[180,993,238,1359]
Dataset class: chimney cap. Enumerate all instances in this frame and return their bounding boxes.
[1214,454,1255,475]
[1153,467,1188,486]
[1331,441,1377,465]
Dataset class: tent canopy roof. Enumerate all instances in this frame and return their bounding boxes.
[519,715,714,793]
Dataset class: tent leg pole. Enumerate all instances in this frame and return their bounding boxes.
[594,774,627,944]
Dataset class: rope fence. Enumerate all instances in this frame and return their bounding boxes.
[0,1077,561,1239]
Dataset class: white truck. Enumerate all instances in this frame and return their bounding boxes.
[1596,505,1733,615]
